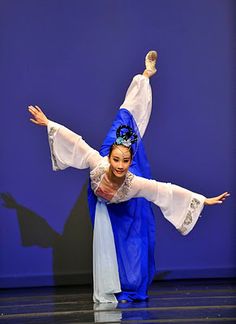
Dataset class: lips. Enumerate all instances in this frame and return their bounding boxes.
[115,170,124,174]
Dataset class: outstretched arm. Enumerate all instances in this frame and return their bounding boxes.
[132,176,230,235]
[28,105,102,171]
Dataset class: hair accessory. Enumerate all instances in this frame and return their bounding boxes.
[115,125,138,148]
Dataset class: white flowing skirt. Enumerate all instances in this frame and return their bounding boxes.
[93,201,121,303]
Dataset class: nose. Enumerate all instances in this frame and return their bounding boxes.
[117,161,124,169]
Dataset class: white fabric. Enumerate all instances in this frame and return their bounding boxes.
[120,74,152,138]
[131,176,205,235]
[47,120,102,171]
[93,201,121,303]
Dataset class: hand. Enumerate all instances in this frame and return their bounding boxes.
[28,105,48,126]
[204,192,230,206]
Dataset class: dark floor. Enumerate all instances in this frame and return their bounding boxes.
[0,278,236,323]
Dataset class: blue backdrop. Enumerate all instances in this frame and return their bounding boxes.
[0,0,235,288]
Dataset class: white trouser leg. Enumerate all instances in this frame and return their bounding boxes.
[120,74,152,138]
[93,202,121,303]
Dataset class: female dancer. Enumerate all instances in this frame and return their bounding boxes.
[28,51,229,303]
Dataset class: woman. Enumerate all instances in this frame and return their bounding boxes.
[28,51,229,303]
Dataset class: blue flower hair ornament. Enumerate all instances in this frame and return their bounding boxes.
[115,125,138,148]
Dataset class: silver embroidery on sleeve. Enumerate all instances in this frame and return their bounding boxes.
[48,127,60,171]
[178,198,201,234]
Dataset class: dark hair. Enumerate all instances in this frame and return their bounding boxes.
[108,144,133,159]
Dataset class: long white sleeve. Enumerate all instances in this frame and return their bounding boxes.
[47,120,102,171]
[132,176,205,235]
[120,75,152,138]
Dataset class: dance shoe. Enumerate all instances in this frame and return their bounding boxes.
[145,50,158,77]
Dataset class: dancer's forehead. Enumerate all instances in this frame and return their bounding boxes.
[111,145,131,159]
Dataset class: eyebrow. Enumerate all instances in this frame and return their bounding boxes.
[112,155,130,159]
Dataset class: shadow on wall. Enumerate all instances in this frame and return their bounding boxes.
[0,185,172,288]
[0,183,93,286]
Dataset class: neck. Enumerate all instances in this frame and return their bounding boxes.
[107,167,125,186]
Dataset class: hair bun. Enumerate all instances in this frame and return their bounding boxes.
[115,125,138,147]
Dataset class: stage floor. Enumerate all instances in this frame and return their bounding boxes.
[1,278,236,323]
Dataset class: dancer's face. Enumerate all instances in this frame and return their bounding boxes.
[108,145,132,178]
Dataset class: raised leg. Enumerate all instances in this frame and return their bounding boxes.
[119,51,157,138]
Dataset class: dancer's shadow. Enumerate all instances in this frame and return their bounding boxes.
[0,183,93,285]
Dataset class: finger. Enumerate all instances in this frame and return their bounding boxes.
[217,192,228,200]
[221,195,230,201]
[32,107,39,113]
[221,191,228,196]
[35,105,42,112]
[28,105,38,111]
[28,108,37,116]
[28,106,36,110]
[221,193,229,200]
[28,107,38,115]
[30,118,39,124]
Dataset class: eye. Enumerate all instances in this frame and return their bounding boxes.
[113,158,119,162]
[124,159,130,163]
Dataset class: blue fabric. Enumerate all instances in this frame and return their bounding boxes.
[87,108,156,301]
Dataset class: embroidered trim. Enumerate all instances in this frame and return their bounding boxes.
[90,164,107,192]
[48,127,60,171]
[178,198,201,235]
[112,171,134,203]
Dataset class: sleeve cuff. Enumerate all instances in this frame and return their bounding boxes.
[47,120,61,134]
[177,194,206,236]
[47,120,64,171]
